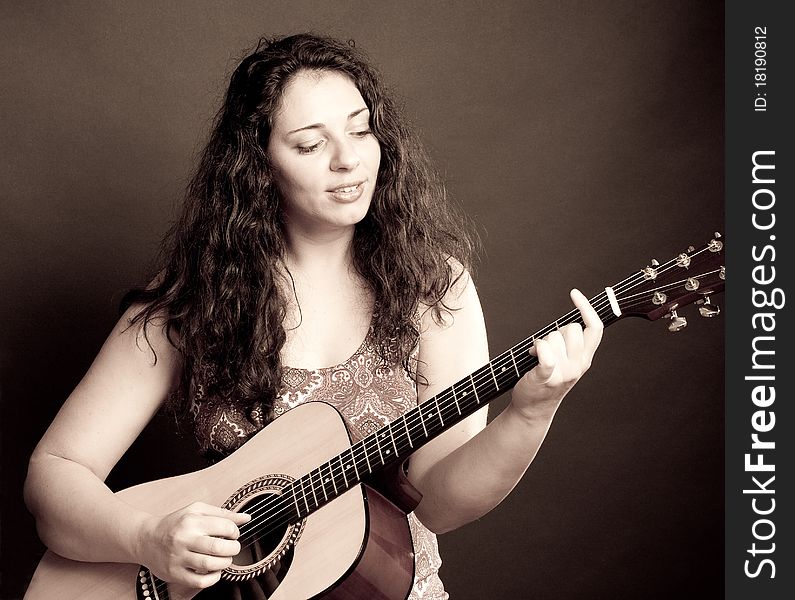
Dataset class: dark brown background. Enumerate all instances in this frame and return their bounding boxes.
[1,1,724,598]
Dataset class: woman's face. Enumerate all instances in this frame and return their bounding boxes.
[267,70,381,238]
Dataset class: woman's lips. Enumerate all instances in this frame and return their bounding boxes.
[327,181,365,202]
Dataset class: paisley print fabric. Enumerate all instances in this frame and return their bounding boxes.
[190,329,449,600]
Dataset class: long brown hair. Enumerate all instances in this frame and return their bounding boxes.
[123,33,476,425]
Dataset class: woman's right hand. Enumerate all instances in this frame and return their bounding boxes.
[137,502,251,588]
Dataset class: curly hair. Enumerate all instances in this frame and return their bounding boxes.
[122,33,476,426]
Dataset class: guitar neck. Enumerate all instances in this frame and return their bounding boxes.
[285,289,621,520]
[270,235,725,526]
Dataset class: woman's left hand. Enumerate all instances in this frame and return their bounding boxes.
[510,288,603,421]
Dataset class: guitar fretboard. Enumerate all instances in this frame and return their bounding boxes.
[234,235,726,551]
[258,290,620,532]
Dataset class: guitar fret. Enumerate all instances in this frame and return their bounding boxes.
[325,462,338,496]
[438,398,455,429]
[469,374,480,404]
[290,489,300,517]
[309,471,319,507]
[436,401,446,427]
[315,469,327,502]
[388,422,399,456]
[363,440,372,473]
[509,348,521,378]
[488,361,499,391]
[495,358,511,386]
[425,402,441,431]
[291,485,301,517]
[314,469,324,502]
[380,431,392,459]
[349,447,360,480]
[452,384,462,415]
[338,455,348,488]
[299,476,310,514]
[418,404,428,438]
[402,416,413,448]
[434,395,444,426]
[500,357,516,387]
[457,381,470,410]
[318,468,329,501]
[515,350,531,372]
[374,431,385,464]
[528,340,539,366]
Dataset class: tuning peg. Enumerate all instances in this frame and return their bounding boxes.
[668,310,688,332]
[651,259,660,267]
[697,296,721,318]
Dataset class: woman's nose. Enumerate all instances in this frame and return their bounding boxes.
[329,138,360,171]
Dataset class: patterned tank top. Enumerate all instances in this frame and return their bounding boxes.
[189,328,449,600]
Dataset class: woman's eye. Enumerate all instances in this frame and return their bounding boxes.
[298,140,324,154]
[351,129,372,138]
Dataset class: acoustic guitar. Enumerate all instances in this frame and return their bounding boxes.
[25,234,725,600]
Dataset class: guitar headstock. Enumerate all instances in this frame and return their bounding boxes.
[613,233,725,331]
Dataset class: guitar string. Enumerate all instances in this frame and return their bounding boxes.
[232,296,611,546]
[145,264,652,600]
[144,244,722,597]
[231,247,723,550]
[231,250,723,552]
[149,246,723,597]
[231,251,722,552]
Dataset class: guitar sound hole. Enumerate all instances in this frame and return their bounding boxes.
[194,493,297,599]
[231,495,291,569]
[194,474,305,598]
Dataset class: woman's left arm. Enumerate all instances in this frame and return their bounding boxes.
[407,271,603,534]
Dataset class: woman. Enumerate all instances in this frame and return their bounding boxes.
[24,34,602,599]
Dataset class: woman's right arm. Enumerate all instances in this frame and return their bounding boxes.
[23,307,247,588]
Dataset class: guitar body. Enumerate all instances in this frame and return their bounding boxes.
[25,402,415,600]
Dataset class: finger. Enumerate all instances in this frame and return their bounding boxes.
[570,288,603,351]
[188,535,242,558]
[183,568,224,589]
[558,322,584,358]
[192,503,251,524]
[229,511,252,525]
[200,515,244,540]
[187,551,234,574]
[528,338,557,384]
[543,329,567,359]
